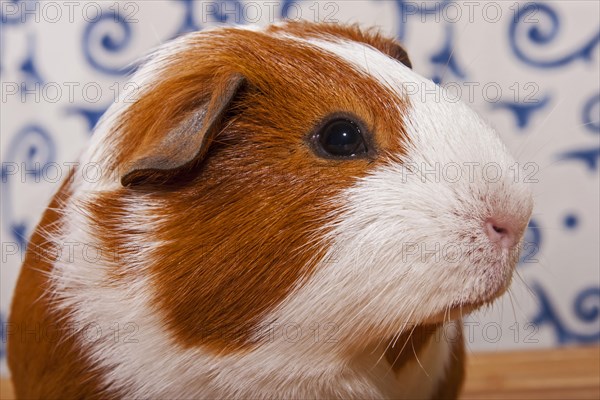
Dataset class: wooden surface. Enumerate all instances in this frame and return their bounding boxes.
[1,346,598,399]
[0,379,12,400]
[462,345,600,399]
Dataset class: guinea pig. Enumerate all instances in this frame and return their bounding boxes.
[8,21,533,399]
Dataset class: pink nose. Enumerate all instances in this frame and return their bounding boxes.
[485,218,518,249]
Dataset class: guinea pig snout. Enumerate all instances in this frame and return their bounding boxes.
[483,215,526,249]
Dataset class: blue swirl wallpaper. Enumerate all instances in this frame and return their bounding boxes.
[0,0,599,376]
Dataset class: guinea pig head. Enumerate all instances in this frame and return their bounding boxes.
[92,22,533,357]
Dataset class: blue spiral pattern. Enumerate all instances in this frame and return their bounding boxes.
[173,0,202,37]
[430,24,466,84]
[492,96,551,130]
[1,125,56,250]
[509,2,600,68]
[1,2,599,369]
[519,218,542,266]
[0,312,5,360]
[393,0,452,41]
[583,93,600,134]
[532,283,600,344]
[83,9,135,76]
[559,92,600,170]
[0,0,36,25]
[65,104,110,133]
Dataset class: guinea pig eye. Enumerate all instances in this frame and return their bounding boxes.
[315,119,367,158]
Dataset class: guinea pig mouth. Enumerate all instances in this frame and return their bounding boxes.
[424,263,515,324]
[449,298,490,316]
[424,299,488,324]
[424,296,504,325]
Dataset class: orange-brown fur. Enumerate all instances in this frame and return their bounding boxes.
[96,22,410,352]
[7,21,468,398]
[267,22,412,68]
[385,323,465,398]
[385,324,441,372]
[432,324,466,399]
[8,172,116,399]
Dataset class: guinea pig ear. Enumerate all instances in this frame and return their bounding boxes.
[120,73,245,186]
[388,42,412,69]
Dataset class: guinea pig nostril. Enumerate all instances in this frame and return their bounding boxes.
[485,219,517,248]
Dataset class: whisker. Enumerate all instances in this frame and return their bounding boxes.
[515,99,564,161]
[438,22,471,83]
[412,336,430,378]
[383,323,419,380]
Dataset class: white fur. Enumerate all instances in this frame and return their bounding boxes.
[44,28,533,399]
[267,37,534,337]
